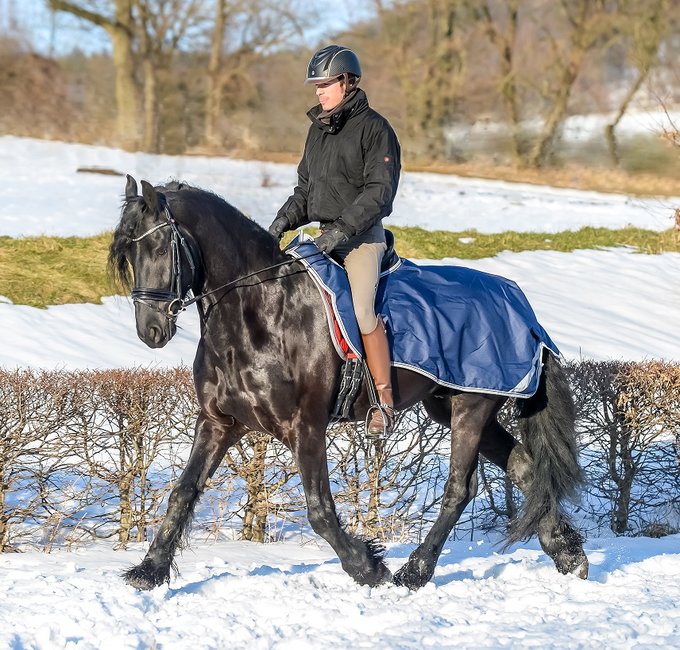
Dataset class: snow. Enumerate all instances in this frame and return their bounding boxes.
[1,136,679,649]
[1,135,677,237]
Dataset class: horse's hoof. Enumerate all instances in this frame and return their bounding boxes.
[572,558,589,580]
[555,550,589,580]
[392,562,432,591]
[356,562,392,587]
[122,560,169,590]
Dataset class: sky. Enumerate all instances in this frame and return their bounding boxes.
[0,136,679,648]
[4,0,374,56]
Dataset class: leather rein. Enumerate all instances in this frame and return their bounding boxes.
[130,205,320,319]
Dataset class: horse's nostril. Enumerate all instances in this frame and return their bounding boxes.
[149,326,161,342]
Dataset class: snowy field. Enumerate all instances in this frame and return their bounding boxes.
[1,136,679,366]
[0,136,679,649]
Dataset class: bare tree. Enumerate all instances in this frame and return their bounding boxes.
[65,369,196,546]
[570,361,680,535]
[135,0,207,152]
[476,0,523,161]
[0,370,75,551]
[604,0,674,166]
[217,431,300,542]
[48,0,140,149]
[203,0,304,151]
[372,0,473,160]
[526,0,618,167]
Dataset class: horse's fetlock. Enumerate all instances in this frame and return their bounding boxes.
[122,556,171,591]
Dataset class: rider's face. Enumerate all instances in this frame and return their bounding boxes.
[315,77,345,111]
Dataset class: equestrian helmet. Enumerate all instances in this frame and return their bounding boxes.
[305,45,362,84]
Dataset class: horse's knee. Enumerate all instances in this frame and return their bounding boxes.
[167,482,199,511]
[444,474,477,510]
[306,505,337,536]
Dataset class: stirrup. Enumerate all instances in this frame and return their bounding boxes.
[366,403,394,437]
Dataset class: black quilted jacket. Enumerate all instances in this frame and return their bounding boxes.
[277,89,401,238]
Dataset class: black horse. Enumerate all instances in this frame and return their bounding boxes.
[110,176,588,591]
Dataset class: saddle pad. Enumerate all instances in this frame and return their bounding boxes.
[288,239,560,398]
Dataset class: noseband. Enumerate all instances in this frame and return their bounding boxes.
[130,205,196,319]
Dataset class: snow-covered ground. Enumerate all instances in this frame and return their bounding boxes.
[2,534,679,650]
[1,135,677,237]
[1,136,679,649]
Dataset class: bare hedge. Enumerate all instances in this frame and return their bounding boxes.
[1,362,678,551]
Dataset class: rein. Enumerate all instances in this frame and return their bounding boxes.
[131,204,321,319]
[181,253,319,309]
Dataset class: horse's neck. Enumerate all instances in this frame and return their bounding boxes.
[189,210,287,290]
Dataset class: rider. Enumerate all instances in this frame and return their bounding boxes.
[268,44,401,435]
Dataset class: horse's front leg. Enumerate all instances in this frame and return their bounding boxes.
[296,430,392,587]
[123,412,247,590]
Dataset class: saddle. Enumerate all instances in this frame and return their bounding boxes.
[380,228,400,274]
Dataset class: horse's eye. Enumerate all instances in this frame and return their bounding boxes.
[158,247,168,256]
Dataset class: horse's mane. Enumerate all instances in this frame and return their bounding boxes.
[109,195,144,291]
[160,181,251,226]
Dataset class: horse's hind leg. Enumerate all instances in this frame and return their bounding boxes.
[480,421,588,578]
[296,429,392,587]
[393,394,495,590]
[123,412,247,590]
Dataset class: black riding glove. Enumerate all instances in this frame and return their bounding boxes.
[314,229,349,254]
[268,216,290,240]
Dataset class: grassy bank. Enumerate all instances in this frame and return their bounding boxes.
[0,234,114,308]
[230,149,680,199]
[1,226,678,308]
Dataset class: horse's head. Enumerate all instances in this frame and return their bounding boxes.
[109,175,197,348]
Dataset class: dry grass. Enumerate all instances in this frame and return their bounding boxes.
[390,226,680,260]
[402,160,680,198]
[2,226,678,308]
[0,234,113,308]
[217,150,680,198]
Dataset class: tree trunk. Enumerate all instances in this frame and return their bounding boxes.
[48,0,140,150]
[611,438,635,534]
[480,0,522,162]
[118,473,133,546]
[365,440,386,536]
[242,435,268,542]
[205,0,226,149]
[0,482,8,552]
[526,52,583,167]
[141,57,159,153]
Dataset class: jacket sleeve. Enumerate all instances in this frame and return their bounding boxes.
[335,119,401,238]
[276,131,312,230]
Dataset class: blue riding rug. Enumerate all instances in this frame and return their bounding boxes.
[287,237,559,399]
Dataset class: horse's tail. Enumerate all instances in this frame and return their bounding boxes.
[508,351,583,544]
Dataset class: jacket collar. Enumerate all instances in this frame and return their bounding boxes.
[307,88,369,134]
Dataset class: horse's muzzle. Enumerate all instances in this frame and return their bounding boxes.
[135,310,176,349]
[141,325,168,348]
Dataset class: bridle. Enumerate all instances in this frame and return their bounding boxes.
[130,205,196,319]
[129,203,322,320]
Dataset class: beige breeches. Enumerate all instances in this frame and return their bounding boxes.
[341,241,387,334]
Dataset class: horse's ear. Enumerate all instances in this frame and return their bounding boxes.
[141,180,160,213]
[125,174,138,200]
